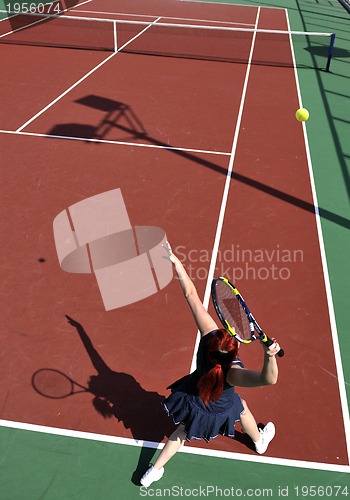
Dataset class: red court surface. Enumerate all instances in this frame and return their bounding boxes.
[0,0,348,470]
[72,0,259,24]
[17,52,249,153]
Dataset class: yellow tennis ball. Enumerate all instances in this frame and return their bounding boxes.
[295,108,309,122]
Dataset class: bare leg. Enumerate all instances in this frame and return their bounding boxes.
[153,425,187,470]
[240,400,260,443]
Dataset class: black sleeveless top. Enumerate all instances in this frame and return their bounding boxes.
[161,331,245,442]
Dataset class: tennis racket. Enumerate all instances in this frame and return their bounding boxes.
[32,368,90,399]
[211,277,284,357]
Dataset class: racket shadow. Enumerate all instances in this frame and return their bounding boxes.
[32,368,90,399]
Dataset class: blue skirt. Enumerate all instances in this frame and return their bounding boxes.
[162,372,244,442]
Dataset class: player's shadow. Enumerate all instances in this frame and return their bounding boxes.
[63,316,175,485]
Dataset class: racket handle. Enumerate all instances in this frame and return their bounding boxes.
[263,336,284,358]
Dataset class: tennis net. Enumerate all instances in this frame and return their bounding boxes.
[0,10,336,70]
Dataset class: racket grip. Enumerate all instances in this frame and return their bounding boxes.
[263,337,284,358]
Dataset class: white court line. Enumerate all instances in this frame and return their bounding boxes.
[0,129,231,156]
[180,0,284,10]
[15,17,162,133]
[179,0,258,7]
[0,419,349,473]
[190,5,349,469]
[74,0,94,6]
[1,4,348,474]
[285,8,350,466]
[0,14,14,22]
[15,53,115,132]
[188,7,261,373]
[0,0,93,38]
[74,9,256,27]
[66,0,94,10]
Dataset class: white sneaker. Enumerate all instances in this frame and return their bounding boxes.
[140,466,164,487]
[254,422,275,454]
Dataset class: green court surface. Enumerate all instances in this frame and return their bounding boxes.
[0,426,349,499]
[0,0,349,498]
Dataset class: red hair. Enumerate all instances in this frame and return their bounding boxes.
[197,329,239,406]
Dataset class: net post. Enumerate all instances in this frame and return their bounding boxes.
[326,33,336,72]
[113,20,117,52]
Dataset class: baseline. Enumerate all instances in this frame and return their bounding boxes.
[1,419,349,474]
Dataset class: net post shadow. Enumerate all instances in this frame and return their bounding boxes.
[49,95,147,142]
[48,94,349,231]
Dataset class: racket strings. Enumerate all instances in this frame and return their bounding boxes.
[215,282,251,340]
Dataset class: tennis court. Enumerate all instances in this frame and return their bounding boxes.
[0,0,349,498]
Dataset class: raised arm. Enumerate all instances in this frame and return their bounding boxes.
[165,242,218,337]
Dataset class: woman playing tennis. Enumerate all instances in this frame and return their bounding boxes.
[141,242,281,487]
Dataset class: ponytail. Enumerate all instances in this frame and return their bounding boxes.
[197,364,224,406]
[197,329,239,406]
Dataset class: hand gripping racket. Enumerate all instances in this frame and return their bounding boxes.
[211,277,284,357]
